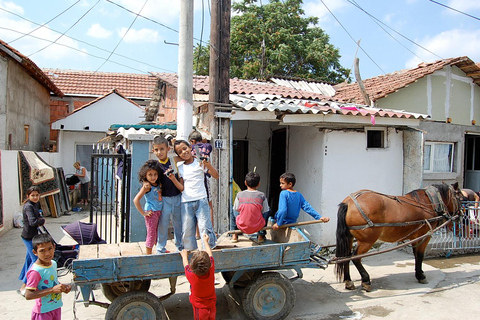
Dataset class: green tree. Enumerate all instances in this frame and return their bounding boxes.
[193,0,350,84]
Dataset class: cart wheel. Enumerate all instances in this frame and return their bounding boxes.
[105,291,166,320]
[222,271,261,287]
[101,280,151,302]
[242,272,295,320]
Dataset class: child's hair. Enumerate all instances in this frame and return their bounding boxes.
[138,160,161,184]
[173,139,190,155]
[26,185,40,196]
[188,130,202,143]
[152,135,169,147]
[245,172,260,188]
[32,233,54,251]
[280,172,296,186]
[189,251,211,276]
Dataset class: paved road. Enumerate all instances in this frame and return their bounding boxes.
[1,212,480,319]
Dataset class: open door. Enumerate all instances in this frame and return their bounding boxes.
[268,129,286,215]
[464,134,480,190]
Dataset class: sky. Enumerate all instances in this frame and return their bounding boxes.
[0,0,479,81]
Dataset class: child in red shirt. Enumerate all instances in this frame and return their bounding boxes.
[180,234,216,320]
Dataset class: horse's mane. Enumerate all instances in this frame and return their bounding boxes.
[406,184,450,201]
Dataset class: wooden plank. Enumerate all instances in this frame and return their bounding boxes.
[98,243,121,258]
[47,195,57,218]
[118,242,143,257]
[39,198,51,217]
[78,244,98,260]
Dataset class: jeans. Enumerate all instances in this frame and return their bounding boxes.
[19,237,37,284]
[182,197,217,250]
[156,194,183,252]
[231,210,270,236]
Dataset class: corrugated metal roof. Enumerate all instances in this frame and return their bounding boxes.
[269,77,336,97]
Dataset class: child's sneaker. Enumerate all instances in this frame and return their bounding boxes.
[258,235,266,243]
[231,234,238,243]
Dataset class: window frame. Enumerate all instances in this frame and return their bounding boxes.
[365,127,387,149]
[423,142,454,173]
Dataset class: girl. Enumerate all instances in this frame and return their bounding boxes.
[133,160,163,255]
[174,140,218,251]
[18,186,45,296]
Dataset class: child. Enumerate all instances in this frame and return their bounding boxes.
[133,160,163,254]
[152,135,184,252]
[174,140,218,250]
[180,234,216,320]
[272,172,330,229]
[231,172,270,243]
[25,233,71,320]
[18,186,45,296]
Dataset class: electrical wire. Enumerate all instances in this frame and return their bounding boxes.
[27,0,101,58]
[94,0,148,72]
[9,0,81,44]
[320,0,386,74]
[428,0,480,21]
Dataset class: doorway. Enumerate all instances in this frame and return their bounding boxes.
[233,140,249,188]
[464,134,480,190]
[268,129,286,214]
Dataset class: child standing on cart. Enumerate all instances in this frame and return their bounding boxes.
[152,135,184,253]
[272,172,330,229]
[25,233,71,320]
[133,160,163,255]
[180,234,216,320]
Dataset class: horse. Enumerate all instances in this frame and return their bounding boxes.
[335,183,461,292]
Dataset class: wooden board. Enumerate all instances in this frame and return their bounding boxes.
[78,244,98,260]
[39,198,51,217]
[47,195,57,218]
[98,243,121,258]
[118,242,143,256]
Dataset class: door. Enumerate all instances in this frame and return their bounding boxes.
[464,135,480,190]
[268,129,286,215]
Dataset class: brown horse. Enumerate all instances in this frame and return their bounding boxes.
[335,183,461,292]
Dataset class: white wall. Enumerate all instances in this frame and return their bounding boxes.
[0,150,22,235]
[288,126,404,245]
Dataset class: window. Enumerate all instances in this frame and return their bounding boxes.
[366,127,386,148]
[24,125,29,144]
[423,142,454,172]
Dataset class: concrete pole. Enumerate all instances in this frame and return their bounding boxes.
[177,0,194,140]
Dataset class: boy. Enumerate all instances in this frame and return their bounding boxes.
[151,135,184,253]
[231,172,270,243]
[25,233,71,320]
[272,172,330,229]
[180,234,216,320]
[174,140,218,250]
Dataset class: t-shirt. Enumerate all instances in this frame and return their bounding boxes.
[75,166,90,184]
[185,256,216,309]
[233,190,270,234]
[144,184,163,211]
[158,158,181,197]
[26,261,63,314]
[274,190,321,226]
[177,159,207,202]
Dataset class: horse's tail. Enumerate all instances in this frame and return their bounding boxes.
[335,202,352,282]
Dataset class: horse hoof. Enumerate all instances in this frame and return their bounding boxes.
[418,278,428,284]
[361,283,372,292]
[345,280,355,290]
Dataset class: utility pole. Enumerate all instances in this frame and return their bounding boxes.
[177,0,194,140]
[205,0,231,233]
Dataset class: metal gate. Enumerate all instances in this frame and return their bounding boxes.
[89,153,131,243]
[428,201,480,256]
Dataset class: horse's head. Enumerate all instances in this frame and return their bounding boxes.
[447,182,463,216]
[451,182,468,201]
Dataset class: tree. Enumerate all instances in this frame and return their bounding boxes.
[193,0,350,84]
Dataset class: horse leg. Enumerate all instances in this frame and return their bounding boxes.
[343,260,355,290]
[412,241,428,284]
[352,243,373,292]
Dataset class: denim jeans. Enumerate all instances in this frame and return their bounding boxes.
[182,197,217,250]
[19,237,37,283]
[156,194,183,252]
[231,210,270,236]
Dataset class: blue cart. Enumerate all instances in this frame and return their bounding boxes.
[72,227,327,320]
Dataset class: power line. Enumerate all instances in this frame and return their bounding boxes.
[94,0,148,72]
[0,6,174,73]
[27,0,101,58]
[428,0,480,21]
[320,0,386,74]
[9,0,81,44]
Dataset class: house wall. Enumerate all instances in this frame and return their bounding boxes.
[288,126,404,245]
[0,57,7,150]
[5,60,51,151]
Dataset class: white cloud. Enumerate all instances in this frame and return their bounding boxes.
[447,0,480,12]
[303,0,348,23]
[0,1,24,15]
[118,27,160,43]
[405,29,480,68]
[87,23,112,39]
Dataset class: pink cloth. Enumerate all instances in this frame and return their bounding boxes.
[144,210,161,248]
[31,308,61,320]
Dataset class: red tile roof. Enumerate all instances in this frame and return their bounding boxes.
[42,69,158,99]
[152,72,334,100]
[0,40,63,97]
[334,56,480,103]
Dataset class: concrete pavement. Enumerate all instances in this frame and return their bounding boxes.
[1,211,480,319]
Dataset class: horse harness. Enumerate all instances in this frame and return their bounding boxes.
[347,187,454,231]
